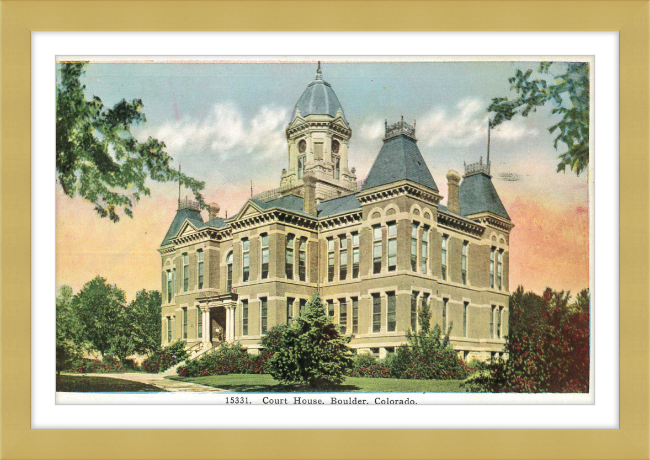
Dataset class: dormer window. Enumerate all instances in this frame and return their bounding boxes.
[332,139,340,154]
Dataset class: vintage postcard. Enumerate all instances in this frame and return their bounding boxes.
[55,57,592,404]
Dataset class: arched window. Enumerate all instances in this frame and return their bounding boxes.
[226,252,233,293]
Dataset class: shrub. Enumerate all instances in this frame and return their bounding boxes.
[68,357,124,374]
[349,364,392,379]
[388,300,469,381]
[141,340,188,373]
[178,343,271,377]
[268,293,353,387]
[108,335,135,364]
[463,287,590,393]
[352,352,377,370]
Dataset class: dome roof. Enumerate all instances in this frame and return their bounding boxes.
[291,64,347,122]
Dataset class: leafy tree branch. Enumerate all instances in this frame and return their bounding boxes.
[56,62,205,222]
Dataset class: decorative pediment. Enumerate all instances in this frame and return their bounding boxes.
[233,201,263,221]
[175,220,200,238]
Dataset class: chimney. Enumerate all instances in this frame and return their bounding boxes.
[446,170,461,214]
[303,172,317,216]
[208,202,221,220]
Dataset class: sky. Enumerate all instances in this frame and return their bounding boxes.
[56,59,590,300]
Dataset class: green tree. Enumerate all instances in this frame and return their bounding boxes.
[56,285,87,375]
[126,289,162,356]
[390,300,467,380]
[464,286,590,393]
[72,276,127,359]
[108,335,135,364]
[268,293,353,387]
[56,62,206,222]
[488,61,590,175]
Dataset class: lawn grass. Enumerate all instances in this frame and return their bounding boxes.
[167,373,465,393]
[56,375,166,392]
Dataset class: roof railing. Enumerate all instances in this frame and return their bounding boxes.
[464,157,491,176]
[384,116,416,140]
[178,196,201,211]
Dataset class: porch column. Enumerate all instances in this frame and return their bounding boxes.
[224,299,236,342]
[201,307,210,346]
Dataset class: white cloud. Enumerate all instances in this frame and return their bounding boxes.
[142,103,288,161]
[417,98,538,148]
[359,120,384,140]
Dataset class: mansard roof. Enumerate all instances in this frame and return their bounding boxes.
[161,207,204,246]
[316,193,361,218]
[360,134,438,192]
[459,172,510,220]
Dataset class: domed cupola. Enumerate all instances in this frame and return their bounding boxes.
[281,63,357,201]
[291,62,347,123]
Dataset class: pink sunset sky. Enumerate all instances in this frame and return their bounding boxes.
[56,60,590,300]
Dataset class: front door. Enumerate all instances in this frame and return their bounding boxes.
[211,307,226,345]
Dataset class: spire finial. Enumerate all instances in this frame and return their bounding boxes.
[315,61,323,80]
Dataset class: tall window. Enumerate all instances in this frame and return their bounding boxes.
[299,237,307,281]
[442,298,448,333]
[421,293,430,325]
[387,291,396,332]
[333,156,340,179]
[388,222,397,271]
[197,249,204,289]
[167,317,172,343]
[373,225,382,274]
[497,306,503,339]
[490,248,495,289]
[339,299,347,334]
[226,252,233,293]
[260,298,268,334]
[328,300,335,317]
[286,297,295,325]
[463,301,469,337]
[411,291,419,331]
[421,225,429,274]
[242,238,250,282]
[441,235,448,280]
[166,270,173,302]
[339,235,348,280]
[411,223,419,271]
[352,297,359,333]
[285,234,294,280]
[372,293,381,333]
[261,233,269,279]
[298,156,305,179]
[182,308,188,339]
[183,253,189,291]
[352,232,360,279]
[497,250,503,290]
[197,307,202,339]
[327,238,335,282]
[242,299,249,336]
[299,298,307,316]
[490,305,495,339]
[461,241,468,285]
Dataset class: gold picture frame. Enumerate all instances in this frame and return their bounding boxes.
[2,1,647,458]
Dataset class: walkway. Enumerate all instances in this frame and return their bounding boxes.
[87,372,225,392]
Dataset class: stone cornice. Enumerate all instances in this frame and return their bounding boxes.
[318,210,362,231]
[356,180,443,206]
[437,211,485,237]
[229,209,318,232]
[466,212,515,232]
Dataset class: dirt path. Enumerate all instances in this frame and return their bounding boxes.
[82,372,225,392]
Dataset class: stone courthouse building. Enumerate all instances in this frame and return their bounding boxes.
[159,64,514,361]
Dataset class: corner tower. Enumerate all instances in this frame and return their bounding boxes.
[281,63,357,200]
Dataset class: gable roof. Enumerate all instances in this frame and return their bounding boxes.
[161,208,204,246]
[459,172,510,220]
[317,193,361,218]
[360,134,438,192]
[249,194,311,217]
